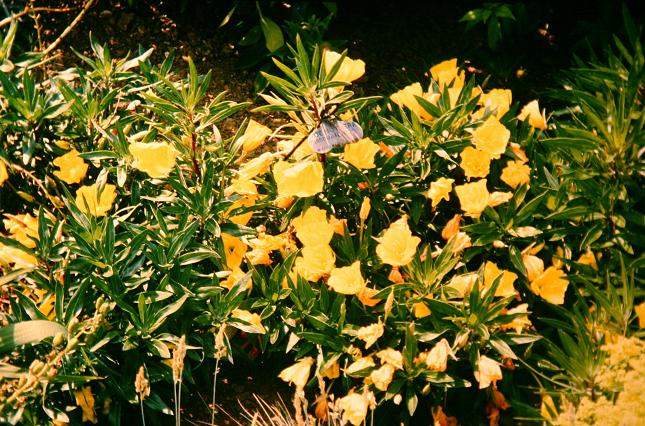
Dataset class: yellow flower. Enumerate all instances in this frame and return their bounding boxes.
[540,394,558,421]
[500,303,532,333]
[430,58,465,89]
[3,213,39,248]
[483,261,517,297]
[359,197,371,221]
[413,301,432,318]
[375,216,421,266]
[577,250,598,270]
[220,268,252,291]
[328,261,365,295]
[478,88,512,118]
[501,160,531,189]
[323,50,365,84]
[455,179,490,218]
[292,206,335,247]
[448,231,472,253]
[356,322,384,349]
[425,338,455,372]
[231,308,266,334]
[129,141,177,178]
[240,119,272,153]
[338,391,370,426]
[294,244,336,282]
[488,191,513,208]
[635,302,645,328]
[278,356,314,389]
[472,115,510,160]
[442,214,461,240]
[460,146,491,178]
[273,160,324,198]
[518,100,547,130]
[75,183,117,217]
[447,273,478,298]
[345,356,376,376]
[370,364,395,391]
[523,254,544,282]
[428,177,454,208]
[376,348,403,370]
[74,386,98,424]
[530,266,569,305]
[474,355,503,389]
[390,82,434,120]
[321,361,340,379]
[224,179,258,226]
[342,137,380,169]
[52,149,88,184]
[0,160,8,187]
[0,243,37,268]
[237,152,275,180]
[221,233,247,270]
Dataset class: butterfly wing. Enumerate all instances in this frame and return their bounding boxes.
[307,120,363,154]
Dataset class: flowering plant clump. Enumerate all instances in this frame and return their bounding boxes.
[0,14,643,426]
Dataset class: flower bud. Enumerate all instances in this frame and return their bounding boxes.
[359,197,371,221]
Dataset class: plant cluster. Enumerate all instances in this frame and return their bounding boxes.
[0,8,643,426]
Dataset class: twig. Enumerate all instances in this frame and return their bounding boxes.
[40,0,96,57]
[0,6,78,29]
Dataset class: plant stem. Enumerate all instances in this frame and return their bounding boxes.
[210,357,220,426]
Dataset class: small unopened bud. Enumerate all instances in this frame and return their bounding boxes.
[441,214,461,240]
[454,331,469,349]
[67,318,80,334]
[359,197,371,221]
[52,332,65,347]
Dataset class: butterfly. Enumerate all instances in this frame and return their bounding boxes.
[307,119,363,153]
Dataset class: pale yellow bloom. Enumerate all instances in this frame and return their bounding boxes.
[370,364,395,391]
[0,160,8,187]
[273,160,324,198]
[635,302,645,328]
[428,177,454,208]
[483,261,517,297]
[455,179,490,218]
[237,152,275,180]
[472,115,510,159]
[413,301,432,318]
[425,338,455,372]
[501,160,531,189]
[474,355,503,389]
[501,304,532,333]
[220,267,252,291]
[578,250,598,270]
[52,149,88,184]
[3,213,39,248]
[356,322,384,349]
[430,58,465,89]
[74,386,98,424]
[376,348,403,370]
[345,356,376,376]
[447,273,478,298]
[231,309,266,334]
[292,206,335,247]
[530,266,569,305]
[518,100,548,130]
[240,119,272,153]
[0,243,37,268]
[390,82,434,120]
[342,137,380,169]
[442,214,461,240]
[328,261,365,295]
[523,254,544,282]
[478,88,512,118]
[488,191,514,207]
[338,391,370,426]
[449,231,472,253]
[278,356,314,389]
[323,50,365,84]
[460,146,491,178]
[75,183,117,217]
[375,216,421,266]
[221,233,247,270]
[294,244,336,282]
[540,394,557,421]
[129,141,177,178]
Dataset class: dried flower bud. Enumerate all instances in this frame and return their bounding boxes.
[135,366,150,401]
[172,335,187,383]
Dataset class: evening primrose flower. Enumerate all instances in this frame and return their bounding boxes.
[0,160,8,187]
[447,273,478,298]
[294,245,336,282]
[328,261,365,295]
[518,100,548,130]
[292,206,335,247]
[231,309,266,334]
[323,50,365,84]
[530,266,569,305]
[472,115,510,159]
[338,391,370,426]
[3,213,39,248]
[474,355,503,389]
[129,141,177,178]
[635,302,645,328]
[240,120,272,153]
[501,160,531,189]
[577,250,598,270]
[375,216,421,266]
[237,152,274,180]
[488,191,513,207]
[460,146,491,178]
[430,58,465,89]
[278,356,314,389]
[500,303,532,333]
[413,301,431,318]
[76,183,117,217]
[477,88,512,118]
[376,348,403,370]
[220,267,252,291]
[221,233,247,270]
[425,339,456,372]
[74,386,98,424]
[356,322,384,349]
[523,254,544,282]
[370,364,395,391]
[0,243,37,268]
[273,160,324,198]
[455,179,490,218]
[342,137,380,169]
[428,177,454,208]
[483,261,518,297]
[390,82,435,120]
[345,356,376,376]
[52,149,88,184]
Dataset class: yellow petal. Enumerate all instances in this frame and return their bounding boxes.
[518,100,547,130]
[74,386,98,424]
[530,266,569,305]
[292,206,335,247]
[0,160,8,187]
[483,261,517,297]
[75,183,117,217]
[455,179,490,218]
[375,217,421,266]
[328,261,365,295]
[241,120,272,153]
[356,322,384,349]
[278,356,314,389]
[635,302,645,328]
[52,149,88,184]
[221,233,247,270]
[472,115,510,160]
[129,142,177,178]
[324,50,365,84]
[231,308,266,334]
[474,355,502,389]
[501,160,531,189]
[338,392,370,426]
[273,160,324,198]
[342,137,380,169]
[460,146,491,178]
[430,58,465,89]
[294,244,336,282]
[428,177,454,208]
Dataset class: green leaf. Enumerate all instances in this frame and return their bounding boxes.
[0,321,67,352]
[260,17,284,53]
